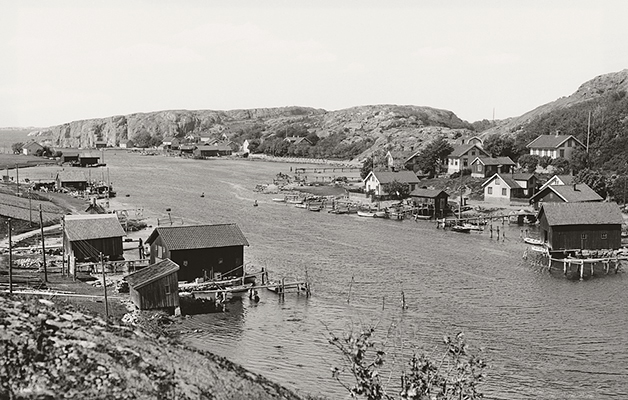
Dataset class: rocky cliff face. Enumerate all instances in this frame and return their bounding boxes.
[30,104,474,158]
[482,69,628,137]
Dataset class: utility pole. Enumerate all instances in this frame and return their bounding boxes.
[39,205,47,283]
[586,110,591,154]
[16,163,19,195]
[8,219,13,295]
[28,187,32,227]
[101,253,109,321]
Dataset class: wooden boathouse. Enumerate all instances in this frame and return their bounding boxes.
[408,188,449,218]
[538,202,624,251]
[64,214,126,272]
[124,258,180,311]
[145,223,249,282]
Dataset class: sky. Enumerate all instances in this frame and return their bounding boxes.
[1,0,627,128]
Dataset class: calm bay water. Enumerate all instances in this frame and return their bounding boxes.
[85,153,628,398]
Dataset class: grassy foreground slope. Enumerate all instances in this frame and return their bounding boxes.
[0,294,311,400]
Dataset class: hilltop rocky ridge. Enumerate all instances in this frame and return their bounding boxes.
[27,69,628,168]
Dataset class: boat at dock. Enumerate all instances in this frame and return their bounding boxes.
[357,210,376,217]
[523,237,545,246]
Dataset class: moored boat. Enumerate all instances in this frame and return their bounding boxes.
[523,237,545,246]
[450,225,471,233]
[357,210,376,217]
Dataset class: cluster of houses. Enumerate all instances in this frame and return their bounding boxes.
[62,213,250,313]
[367,133,596,207]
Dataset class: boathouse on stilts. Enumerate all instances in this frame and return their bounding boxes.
[532,202,627,279]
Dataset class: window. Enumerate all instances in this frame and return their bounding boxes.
[164,283,170,295]
[559,149,565,157]
[156,245,163,258]
[487,187,493,194]
[601,233,608,240]
[502,188,507,196]
[495,179,500,185]
[568,140,572,147]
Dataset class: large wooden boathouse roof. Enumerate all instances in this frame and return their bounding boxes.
[64,214,126,241]
[146,223,249,250]
[539,202,624,226]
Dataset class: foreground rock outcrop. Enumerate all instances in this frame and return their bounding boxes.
[0,294,310,400]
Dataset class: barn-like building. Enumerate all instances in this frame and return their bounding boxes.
[537,202,624,251]
[145,224,249,282]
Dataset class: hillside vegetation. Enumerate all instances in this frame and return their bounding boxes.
[29,105,474,162]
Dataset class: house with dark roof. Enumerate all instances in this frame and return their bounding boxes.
[55,170,88,191]
[162,137,180,150]
[538,202,624,251]
[481,173,523,203]
[447,144,489,175]
[470,156,516,178]
[511,173,539,198]
[408,188,449,218]
[78,153,101,167]
[179,144,197,155]
[63,214,126,273]
[284,136,313,146]
[94,140,107,149]
[363,170,420,197]
[124,258,180,311]
[193,145,233,158]
[22,141,44,156]
[145,224,249,282]
[529,182,603,209]
[526,134,585,159]
[61,150,80,164]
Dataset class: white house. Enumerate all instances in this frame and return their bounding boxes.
[447,144,489,175]
[363,170,420,196]
[526,134,585,159]
[481,173,523,204]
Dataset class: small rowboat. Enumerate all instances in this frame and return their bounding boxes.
[450,225,471,233]
[357,210,376,217]
[272,198,286,202]
[524,237,545,246]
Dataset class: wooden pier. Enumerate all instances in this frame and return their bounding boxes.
[524,245,627,280]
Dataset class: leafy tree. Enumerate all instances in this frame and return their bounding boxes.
[518,154,540,173]
[361,157,374,180]
[414,136,453,178]
[538,156,552,169]
[247,139,260,153]
[483,134,516,158]
[11,142,24,154]
[550,157,570,175]
[569,148,589,173]
[470,119,495,132]
[329,328,486,400]
[609,175,628,204]
[133,131,153,148]
[385,180,410,200]
[575,169,608,199]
